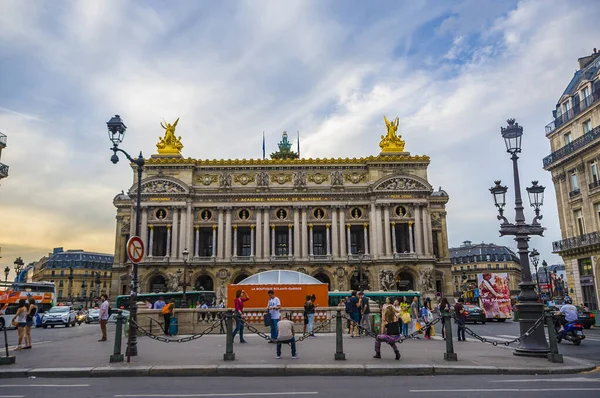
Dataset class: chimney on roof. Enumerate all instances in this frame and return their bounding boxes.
[578,48,600,69]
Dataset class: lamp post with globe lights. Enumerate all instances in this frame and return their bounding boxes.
[106,114,145,359]
[177,249,192,308]
[529,249,542,296]
[489,119,549,357]
[4,266,9,283]
[13,257,24,282]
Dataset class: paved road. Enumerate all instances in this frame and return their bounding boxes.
[1,373,599,398]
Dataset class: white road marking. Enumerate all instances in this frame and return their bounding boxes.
[491,378,600,383]
[0,395,24,398]
[7,341,52,351]
[115,393,318,397]
[0,385,90,388]
[410,388,600,393]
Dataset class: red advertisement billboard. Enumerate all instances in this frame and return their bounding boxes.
[477,273,512,319]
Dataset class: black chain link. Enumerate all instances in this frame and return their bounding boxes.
[296,318,334,343]
[461,314,545,346]
[340,314,441,344]
[129,318,223,343]
[239,318,273,342]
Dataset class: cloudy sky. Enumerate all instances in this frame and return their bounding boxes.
[1,0,599,278]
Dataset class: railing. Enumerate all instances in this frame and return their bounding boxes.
[543,125,600,168]
[545,91,600,135]
[569,188,581,197]
[0,133,6,147]
[0,163,7,178]
[590,180,600,190]
[552,231,600,253]
[393,252,417,259]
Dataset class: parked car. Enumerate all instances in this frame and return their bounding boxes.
[464,304,486,324]
[41,306,76,328]
[85,309,100,324]
[545,305,595,329]
[108,310,130,323]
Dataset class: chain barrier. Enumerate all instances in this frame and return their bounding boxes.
[129,317,223,344]
[238,318,273,342]
[340,314,441,343]
[296,318,334,343]
[460,314,545,347]
[239,317,334,343]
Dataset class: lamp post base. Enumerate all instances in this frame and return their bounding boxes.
[513,285,549,358]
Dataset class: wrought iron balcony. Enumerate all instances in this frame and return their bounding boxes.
[553,231,600,253]
[545,91,600,135]
[569,188,581,197]
[543,125,600,168]
[590,179,600,190]
[0,163,8,178]
[0,133,6,147]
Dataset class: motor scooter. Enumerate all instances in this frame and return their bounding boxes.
[76,313,86,326]
[555,318,585,345]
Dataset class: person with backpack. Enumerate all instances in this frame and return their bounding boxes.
[162,299,175,336]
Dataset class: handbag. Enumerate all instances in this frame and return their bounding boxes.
[415,321,422,333]
[401,313,411,324]
[263,312,272,327]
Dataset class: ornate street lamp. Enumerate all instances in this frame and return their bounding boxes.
[13,257,24,281]
[489,119,549,357]
[529,249,541,296]
[107,114,145,359]
[178,249,192,308]
[68,266,74,304]
[357,250,369,291]
[542,260,551,300]
[95,271,101,299]
[4,266,10,283]
[81,280,88,308]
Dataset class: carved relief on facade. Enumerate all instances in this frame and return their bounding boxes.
[120,216,131,234]
[344,172,367,184]
[393,205,409,218]
[297,267,308,274]
[234,174,255,185]
[141,180,186,194]
[219,172,232,188]
[331,171,344,186]
[419,268,435,292]
[197,209,213,222]
[293,171,307,188]
[375,177,428,191]
[430,212,442,228]
[196,174,218,186]
[379,270,395,291]
[256,171,270,187]
[271,173,292,185]
[307,173,329,184]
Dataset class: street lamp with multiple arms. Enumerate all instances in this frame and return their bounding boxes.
[13,257,24,281]
[489,119,549,357]
[4,266,9,283]
[542,260,551,300]
[107,114,145,359]
[529,248,541,296]
[178,249,192,308]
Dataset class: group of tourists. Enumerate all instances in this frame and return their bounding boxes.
[13,297,37,350]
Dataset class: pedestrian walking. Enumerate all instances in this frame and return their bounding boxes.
[98,294,110,342]
[410,296,420,339]
[232,289,249,343]
[303,295,315,337]
[275,314,298,359]
[161,299,175,336]
[373,305,401,360]
[24,297,37,349]
[455,297,466,342]
[267,290,281,341]
[358,292,371,335]
[439,297,452,340]
[421,300,432,339]
[14,299,28,351]
[344,296,353,334]
[348,291,360,337]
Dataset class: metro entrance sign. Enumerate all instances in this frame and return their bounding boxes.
[127,236,144,264]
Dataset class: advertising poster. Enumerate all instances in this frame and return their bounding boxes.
[226,283,328,308]
[477,273,512,319]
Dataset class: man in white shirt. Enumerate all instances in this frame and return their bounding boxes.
[276,314,297,359]
[98,294,110,342]
[267,290,281,341]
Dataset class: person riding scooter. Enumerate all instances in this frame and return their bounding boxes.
[556,296,578,333]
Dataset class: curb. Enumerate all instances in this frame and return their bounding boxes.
[0,360,595,378]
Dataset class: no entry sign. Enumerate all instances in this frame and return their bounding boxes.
[127,236,145,263]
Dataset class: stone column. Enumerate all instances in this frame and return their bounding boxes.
[225,208,232,260]
[363,223,370,255]
[129,208,136,237]
[369,203,377,257]
[383,205,391,256]
[408,222,414,253]
[440,212,449,258]
[263,210,270,259]
[255,209,262,259]
[331,207,338,258]
[376,205,384,256]
[179,206,187,257]
[147,225,153,258]
[339,208,347,257]
[288,224,293,258]
[232,225,238,257]
[294,208,301,258]
[391,222,397,254]
[414,205,422,255]
[309,224,314,256]
[250,225,255,257]
[326,224,331,256]
[166,226,172,257]
[186,201,193,256]
[194,226,199,257]
[271,225,276,257]
[140,208,148,258]
[301,207,308,259]
[211,225,217,258]
[422,206,431,256]
[171,209,179,260]
[346,224,351,255]
[217,208,225,259]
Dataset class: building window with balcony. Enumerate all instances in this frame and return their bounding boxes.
[240,230,251,256]
[591,161,599,189]
[597,203,600,227]
[275,229,288,256]
[582,86,590,105]
[313,229,325,255]
[564,132,572,146]
[562,100,570,115]
[570,172,580,196]
[575,209,585,236]
[583,119,592,134]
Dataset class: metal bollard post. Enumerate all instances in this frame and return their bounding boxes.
[334,310,346,360]
[545,315,563,363]
[0,326,15,365]
[443,311,457,361]
[223,310,235,361]
[110,311,124,363]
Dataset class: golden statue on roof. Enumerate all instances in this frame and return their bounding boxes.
[157,118,184,155]
[379,115,406,153]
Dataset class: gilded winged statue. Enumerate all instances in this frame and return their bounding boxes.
[157,118,184,154]
[379,115,405,152]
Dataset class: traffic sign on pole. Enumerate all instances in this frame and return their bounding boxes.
[127,236,144,264]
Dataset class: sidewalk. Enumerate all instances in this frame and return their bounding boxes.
[0,325,595,378]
